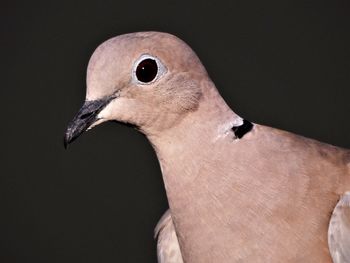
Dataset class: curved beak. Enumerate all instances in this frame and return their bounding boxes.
[64,95,116,148]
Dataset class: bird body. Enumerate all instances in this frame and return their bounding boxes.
[64,32,350,262]
[150,81,350,262]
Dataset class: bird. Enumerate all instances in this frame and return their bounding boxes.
[64,31,350,263]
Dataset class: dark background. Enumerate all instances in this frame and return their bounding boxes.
[1,0,350,262]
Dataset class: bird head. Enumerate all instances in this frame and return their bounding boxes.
[64,32,209,147]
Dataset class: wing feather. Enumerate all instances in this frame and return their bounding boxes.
[154,210,184,263]
[328,192,350,263]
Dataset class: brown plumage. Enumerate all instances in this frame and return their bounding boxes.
[64,31,350,262]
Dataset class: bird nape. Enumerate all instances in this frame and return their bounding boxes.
[64,31,350,263]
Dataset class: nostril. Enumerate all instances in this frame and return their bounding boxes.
[80,111,95,119]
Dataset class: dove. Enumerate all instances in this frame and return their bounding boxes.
[64,31,350,263]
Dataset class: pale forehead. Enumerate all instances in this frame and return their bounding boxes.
[86,35,143,99]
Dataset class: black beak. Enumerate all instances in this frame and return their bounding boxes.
[64,96,116,148]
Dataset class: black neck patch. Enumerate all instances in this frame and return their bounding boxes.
[232,119,253,139]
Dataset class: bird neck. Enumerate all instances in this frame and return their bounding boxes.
[146,83,249,261]
[147,81,242,186]
[148,80,242,151]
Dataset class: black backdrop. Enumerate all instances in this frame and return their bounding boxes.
[2,0,350,262]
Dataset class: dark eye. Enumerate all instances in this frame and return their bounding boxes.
[136,58,158,83]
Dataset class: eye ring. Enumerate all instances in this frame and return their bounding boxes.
[132,54,167,85]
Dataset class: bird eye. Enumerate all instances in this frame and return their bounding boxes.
[136,58,158,83]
